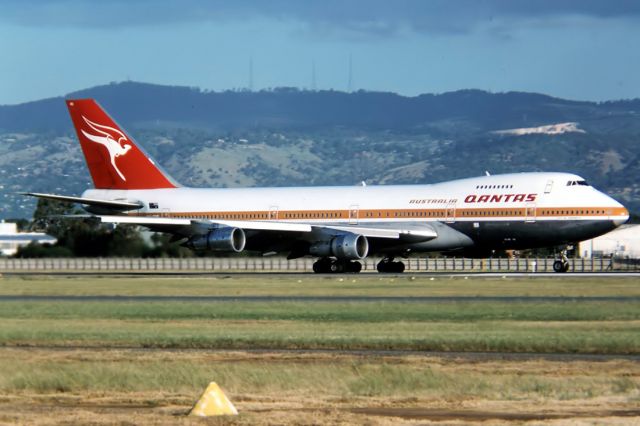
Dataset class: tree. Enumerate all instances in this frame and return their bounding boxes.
[22,199,191,258]
[26,199,150,257]
[31,198,79,238]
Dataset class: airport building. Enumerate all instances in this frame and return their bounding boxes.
[580,224,640,258]
[0,221,57,256]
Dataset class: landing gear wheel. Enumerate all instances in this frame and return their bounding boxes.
[553,249,570,273]
[346,260,362,273]
[313,258,361,274]
[377,258,406,273]
[313,257,332,273]
[329,261,342,273]
[553,260,570,273]
[553,260,564,273]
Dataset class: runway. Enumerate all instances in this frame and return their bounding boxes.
[2,294,640,303]
[4,271,640,278]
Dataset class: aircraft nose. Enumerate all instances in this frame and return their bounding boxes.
[613,207,630,227]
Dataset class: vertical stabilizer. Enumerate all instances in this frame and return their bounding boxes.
[66,99,178,190]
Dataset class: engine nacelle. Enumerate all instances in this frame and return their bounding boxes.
[186,227,246,253]
[309,233,369,260]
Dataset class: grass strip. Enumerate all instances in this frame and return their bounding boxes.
[0,300,638,322]
[2,275,640,297]
[1,318,639,354]
[0,351,637,401]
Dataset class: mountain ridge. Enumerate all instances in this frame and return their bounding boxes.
[2,81,633,133]
[0,81,638,219]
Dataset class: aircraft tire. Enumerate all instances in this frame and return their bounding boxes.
[313,258,332,273]
[349,261,362,273]
[553,260,568,273]
[377,260,405,273]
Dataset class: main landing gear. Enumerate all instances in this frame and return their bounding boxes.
[553,250,570,273]
[376,257,405,273]
[311,257,407,274]
[312,257,362,273]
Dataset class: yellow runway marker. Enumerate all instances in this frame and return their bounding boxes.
[189,382,238,417]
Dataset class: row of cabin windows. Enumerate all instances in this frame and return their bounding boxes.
[476,184,514,189]
[363,211,444,218]
[176,213,269,220]
[461,210,521,216]
[541,209,604,215]
[393,211,446,218]
[284,212,341,219]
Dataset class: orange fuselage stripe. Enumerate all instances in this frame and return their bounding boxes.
[131,206,628,221]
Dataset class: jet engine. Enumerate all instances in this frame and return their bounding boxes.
[186,227,246,252]
[309,233,369,260]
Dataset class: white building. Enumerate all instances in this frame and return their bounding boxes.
[580,225,640,259]
[0,221,57,256]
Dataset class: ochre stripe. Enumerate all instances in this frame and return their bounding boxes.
[130,206,628,221]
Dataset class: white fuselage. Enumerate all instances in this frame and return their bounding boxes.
[84,172,627,226]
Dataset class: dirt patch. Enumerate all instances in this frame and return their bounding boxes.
[1,395,639,425]
[350,407,640,421]
[1,349,639,425]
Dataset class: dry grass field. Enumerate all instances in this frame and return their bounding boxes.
[0,274,638,424]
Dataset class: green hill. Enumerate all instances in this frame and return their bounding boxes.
[1,82,638,218]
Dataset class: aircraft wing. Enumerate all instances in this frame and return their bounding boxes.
[98,215,313,233]
[97,215,437,241]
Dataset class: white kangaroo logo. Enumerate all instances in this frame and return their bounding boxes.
[81,116,132,181]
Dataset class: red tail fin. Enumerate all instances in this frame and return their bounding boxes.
[66,99,178,190]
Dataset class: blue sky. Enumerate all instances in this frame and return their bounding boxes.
[1,0,639,104]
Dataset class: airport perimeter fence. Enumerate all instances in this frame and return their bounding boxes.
[0,257,638,273]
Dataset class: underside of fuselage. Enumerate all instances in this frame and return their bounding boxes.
[449,219,620,251]
[241,218,620,258]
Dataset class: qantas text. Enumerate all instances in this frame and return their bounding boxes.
[464,194,537,203]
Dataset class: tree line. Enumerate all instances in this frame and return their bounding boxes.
[13,199,193,258]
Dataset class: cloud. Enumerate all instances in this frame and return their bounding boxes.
[3,0,640,37]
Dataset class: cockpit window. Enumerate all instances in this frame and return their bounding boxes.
[566,180,590,186]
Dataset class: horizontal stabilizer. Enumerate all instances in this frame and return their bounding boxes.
[21,192,143,211]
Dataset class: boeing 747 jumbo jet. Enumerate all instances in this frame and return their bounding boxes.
[24,99,629,273]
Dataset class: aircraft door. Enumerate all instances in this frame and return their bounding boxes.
[544,180,554,194]
[269,206,279,220]
[445,202,456,223]
[349,205,359,225]
[525,202,536,223]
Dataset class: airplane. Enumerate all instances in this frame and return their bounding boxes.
[24,99,629,273]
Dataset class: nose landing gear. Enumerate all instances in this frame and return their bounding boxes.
[553,250,570,273]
